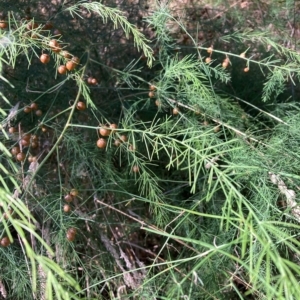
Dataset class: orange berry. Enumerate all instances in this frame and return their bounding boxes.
[11,146,20,155]
[68,227,77,235]
[22,134,31,141]
[35,110,43,117]
[58,65,67,74]
[49,39,61,52]
[114,139,121,147]
[205,57,211,63]
[8,127,17,134]
[214,126,220,133]
[91,78,97,85]
[63,204,71,213]
[173,107,180,115]
[24,106,32,113]
[40,53,50,64]
[1,237,11,247]
[66,232,75,241]
[128,144,136,151]
[70,189,79,197]
[96,138,107,149]
[0,20,7,29]
[16,152,26,161]
[61,50,71,59]
[149,91,155,98]
[207,46,213,54]
[64,194,74,203]
[76,101,86,111]
[132,165,139,173]
[21,139,30,147]
[30,103,38,110]
[120,135,128,143]
[30,141,39,149]
[66,60,76,71]
[109,123,118,133]
[71,56,80,66]
[99,126,111,137]
[222,61,229,68]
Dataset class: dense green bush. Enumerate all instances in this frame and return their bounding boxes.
[1,1,300,299]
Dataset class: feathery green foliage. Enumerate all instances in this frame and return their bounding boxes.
[1,0,300,299]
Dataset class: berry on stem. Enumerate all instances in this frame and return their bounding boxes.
[149,91,155,98]
[11,146,20,155]
[66,60,76,71]
[30,103,38,110]
[120,135,128,143]
[70,189,78,197]
[66,231,75,241]
[21,139,30,147]
[49,39,61,53]
[99,126,111,137]
[24,106,32,113]
[40,53,50,64]
[132,165,140,173]
[97,138,107,149]
[91,78,97,85]
[72,56,80,64]
[1,237,11,247]
[58,65,67,74]
[114,139,121,147]
[207,46,213,54]
[63,204,71,213]
[173,107,180,115]
[155,99,161,107]
[149,84,156,91]
[61,50,71,59]
[76,101,86,111]
[8,127,16,134]
[35,110,43,117]
[109,123,118,134]
[205,57,211,63]
[16,152,26,161]
[64,194,74,203]
[0,20,7,29]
